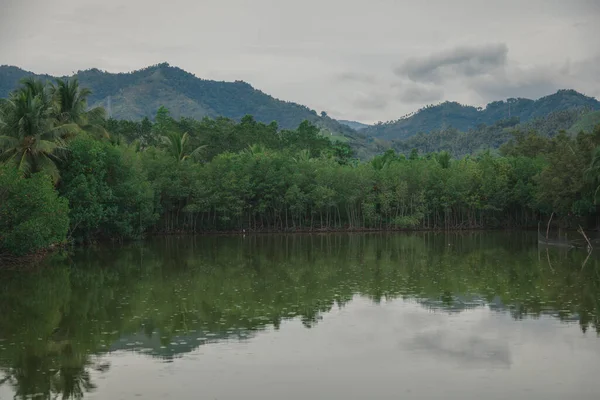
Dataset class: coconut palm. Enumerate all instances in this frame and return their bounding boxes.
[161,131,206,162]
[0,79,78,182]
[292,148,312,163]
[243,143,268,156]
[52,78,108,139]
[435,151,452,169]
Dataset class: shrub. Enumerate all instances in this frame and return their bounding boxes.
[0,166,69,256]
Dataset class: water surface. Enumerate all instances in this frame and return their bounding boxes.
[1,233,599,399]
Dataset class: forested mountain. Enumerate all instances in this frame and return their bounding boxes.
[392,108,600,157]
[338,119,370,130]
[3,63,599,160]
[0,63,359,135]
[365,90,600,140]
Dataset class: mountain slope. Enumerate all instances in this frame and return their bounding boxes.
[0,63,357,136]
[337,120,370,130]
[365,90,600,140]
[391,108,600,157]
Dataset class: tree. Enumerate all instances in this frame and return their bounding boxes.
[52,78,108,139]
[59,134,158,242]
[0,79,77,182]
[0,165,69,256]
[161,131,206,162]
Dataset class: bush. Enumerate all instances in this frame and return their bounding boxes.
[0,166,69,256]
[59,134,157,242]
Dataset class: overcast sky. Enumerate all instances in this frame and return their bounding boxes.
[1,0,599,123]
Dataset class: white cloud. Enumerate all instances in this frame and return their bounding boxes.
[0,0,599,123]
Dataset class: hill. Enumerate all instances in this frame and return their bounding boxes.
[2,63,391,158]
[337,119,370,130]
[0,63,365,137]
[391,108,600,157]
[365,90,600,140]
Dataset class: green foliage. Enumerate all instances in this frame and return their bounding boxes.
[3,76,600,253]
[0,64,358,138]
[393,109,593,158]
[133,118,600,232]
[366,91,600,140]
[59,134,157,242]
[0,80,73,182]
[0,165,69,255]
[3,65,599,161]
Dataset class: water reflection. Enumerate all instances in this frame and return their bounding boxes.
[1,232,599,399]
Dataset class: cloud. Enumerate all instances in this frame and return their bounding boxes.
[396,43,508,83]
[396,83,444,103]
[469,56,600,101]
[335,71,377,85]
[352,91,390,110]
[2,0,599,123]
[408,329,512,368]
[469,68,563,101]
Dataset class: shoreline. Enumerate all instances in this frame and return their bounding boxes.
[148,225,540,236]
[0,225,569,268]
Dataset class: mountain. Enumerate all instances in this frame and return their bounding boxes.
[0,63,363,137]
[337,119,370,131]
[4,63,599,160]
[567,110,600,135]
[391,108,600,157]
[365,90,600,140]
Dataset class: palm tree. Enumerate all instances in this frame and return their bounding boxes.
[161,131,206,162]
[0,79,78,182]
[435,151,452,169]
[292,149,312,163]
[243,143,267,156]
[52,78,108,139]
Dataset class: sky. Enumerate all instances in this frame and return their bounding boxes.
[1,0,599,123]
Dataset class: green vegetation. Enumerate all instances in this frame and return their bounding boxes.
[0,165,69,256]
[392,108,591,157]
[338,119,370,130]
[2,77,600,257]
[365,90,600,140]
[58,134,156,243]
[0,63,363,138]
[4,64,598,160]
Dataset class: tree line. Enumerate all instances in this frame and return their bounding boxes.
[2,78,600,256]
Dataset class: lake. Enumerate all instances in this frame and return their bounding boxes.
[1,232,599,399]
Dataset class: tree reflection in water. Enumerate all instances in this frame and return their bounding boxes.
[1,232,599,399]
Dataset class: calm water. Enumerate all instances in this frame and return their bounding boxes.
[1,233,600,399]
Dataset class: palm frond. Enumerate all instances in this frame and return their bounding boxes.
[0,148,17,162]
[15,150,32,176]
[188,144,208,160]
[83,123,110,139]
[35,139,61,154]
[86,106,106,123]
[46,123,81,140]
[35,153,61,183]
[0,135,19,150]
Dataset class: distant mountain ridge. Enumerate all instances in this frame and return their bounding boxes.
[2,63,599,156]
[0,63,359,137]
[337,120,370,130]
[364,90,600,140]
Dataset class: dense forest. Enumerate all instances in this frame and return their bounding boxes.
[2,77,600,258]
[392,108,600,157]
[364,90,600,140]
[0,64,361,135]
